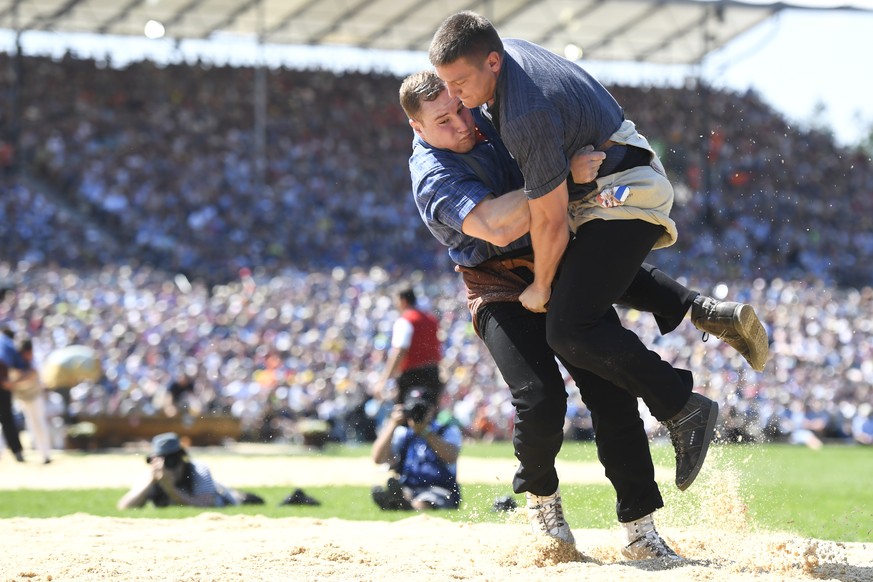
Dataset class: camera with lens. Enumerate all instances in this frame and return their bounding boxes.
[403,399,430,423]
[402,389,432,423]
[147,450,184,468]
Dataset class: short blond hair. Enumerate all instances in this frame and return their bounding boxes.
[399,70,445,121]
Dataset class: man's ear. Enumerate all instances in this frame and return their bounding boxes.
[409,118,425,139]
[486,51,502,73]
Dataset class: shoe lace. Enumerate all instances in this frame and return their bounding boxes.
[633,530,680,559]
[626,516,679,558]
[532,496,567,533]
[665,410,696,460]
[667,426,684,456]
[693,297,734,342]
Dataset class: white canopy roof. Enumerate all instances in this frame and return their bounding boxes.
[2,0,870,65]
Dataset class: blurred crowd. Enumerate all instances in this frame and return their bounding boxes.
[1,52,872,450]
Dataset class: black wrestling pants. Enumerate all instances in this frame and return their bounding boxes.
[0,385,23,455]
[547,219,694,421]
[475,262,697,523]
[477,300,663,523]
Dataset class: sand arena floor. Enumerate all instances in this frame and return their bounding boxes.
[1,444,871,581]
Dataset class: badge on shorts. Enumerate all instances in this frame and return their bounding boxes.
[597,185,630,207]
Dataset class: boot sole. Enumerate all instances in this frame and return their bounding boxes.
[677,399,719,491]
[734,304,769,372]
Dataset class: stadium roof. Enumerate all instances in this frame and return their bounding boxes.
[2,0,872,65]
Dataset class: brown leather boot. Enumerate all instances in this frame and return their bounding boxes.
[691,295,769,372]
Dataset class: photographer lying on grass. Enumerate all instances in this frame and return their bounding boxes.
[371,388,462,511]
[117,432,265,509]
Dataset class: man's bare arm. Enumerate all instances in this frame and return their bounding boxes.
[460,148,603,247]
[372,405,404,464]
[373,343,408,400]
[461,189,529,246]
[520,182,570,312]
[117,472,156,509]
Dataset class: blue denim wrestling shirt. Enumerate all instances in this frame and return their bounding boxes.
[484,38,626,201]
[409,109,528,268]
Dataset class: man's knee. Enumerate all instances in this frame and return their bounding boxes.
[514,386,566,436]
[545,315,597,361]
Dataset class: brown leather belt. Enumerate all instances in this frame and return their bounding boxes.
[481,253,534,272]
[496,257,533,270]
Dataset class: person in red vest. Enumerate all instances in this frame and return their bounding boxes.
[376,287,444,406]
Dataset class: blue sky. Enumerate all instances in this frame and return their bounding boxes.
[574,5,873,147]
[702,6,873,146]
[2,3,872,147]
